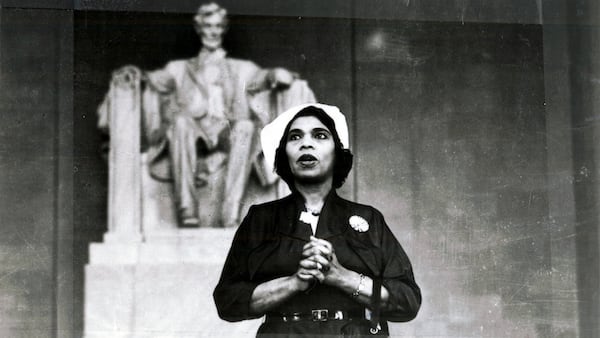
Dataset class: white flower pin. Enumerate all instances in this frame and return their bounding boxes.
[349,215,369,232]
[299,211,319,229]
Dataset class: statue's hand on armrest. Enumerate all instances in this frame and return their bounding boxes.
[147,128,166,146]
[112,65,142,88]
[268,68,298,89]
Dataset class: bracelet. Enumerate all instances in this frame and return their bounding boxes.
[352,274,366,297]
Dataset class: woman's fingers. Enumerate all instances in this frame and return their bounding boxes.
[304,237,332,250]
[302,243,332,259]
[299,256,331,276]
[301,268,325,282]
[299,258,318,269]
[296,271,314,281]
[302,238,336,274]
[299,256,329,270]
[310,236,333,251]
[300,238,345,288]
[299,257,331,277]
[309,237,334,259]
[298,267,324,280]
[311,254,330,266]
[301,247,319,258]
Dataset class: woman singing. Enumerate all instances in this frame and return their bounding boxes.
[214,103,421,337]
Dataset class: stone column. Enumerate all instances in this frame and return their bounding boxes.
[105,66,143,242]
[85,67,144,337]
[543,22,580,337]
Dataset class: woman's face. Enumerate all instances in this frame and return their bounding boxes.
[285,116,335,186]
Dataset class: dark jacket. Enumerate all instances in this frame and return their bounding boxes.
[213,191,421,331]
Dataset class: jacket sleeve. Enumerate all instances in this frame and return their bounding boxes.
[375,209,422,322]
[213,206,264,322]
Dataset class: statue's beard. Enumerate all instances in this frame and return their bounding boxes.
[202,37,222,50]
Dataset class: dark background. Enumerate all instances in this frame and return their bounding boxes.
[1,0,599,337]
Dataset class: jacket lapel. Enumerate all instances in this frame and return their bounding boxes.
[248,192,382,278]
[315,191,346,239]
[248,195,295,279]
[276,193,310,242]
[318,193,382,276]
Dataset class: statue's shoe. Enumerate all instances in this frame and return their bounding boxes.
[181,217,199,227]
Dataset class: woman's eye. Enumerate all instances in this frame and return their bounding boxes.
[289,134,301,141]
[315,132,329,140]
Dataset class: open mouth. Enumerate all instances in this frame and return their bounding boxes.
[297,154,318,167]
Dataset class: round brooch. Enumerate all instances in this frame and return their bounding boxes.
[349,215,369,232]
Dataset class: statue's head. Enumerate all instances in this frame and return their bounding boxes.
[194,2,228,51]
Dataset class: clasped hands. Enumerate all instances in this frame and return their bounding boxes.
[295,236,347,291]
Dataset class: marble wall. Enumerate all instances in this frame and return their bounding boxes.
[0,7,72,338]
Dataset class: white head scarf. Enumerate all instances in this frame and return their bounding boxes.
[260,103,350,175]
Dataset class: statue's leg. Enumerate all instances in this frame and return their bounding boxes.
[170,115,199,226]
[222,119,254,228]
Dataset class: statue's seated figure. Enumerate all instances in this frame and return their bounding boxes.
[97,2,315,230]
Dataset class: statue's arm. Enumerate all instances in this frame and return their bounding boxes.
[97,65,144,133]
[97,93,110,133]
[96,65,144,160]
[141,82,163,146]
[244,62,298,94]
[142,65,178,146]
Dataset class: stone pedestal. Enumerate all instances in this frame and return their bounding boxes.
[84,229,262,338]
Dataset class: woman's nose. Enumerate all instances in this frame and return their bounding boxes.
[299,138,315,149]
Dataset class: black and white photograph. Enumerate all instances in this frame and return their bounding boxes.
[1,0,599,337]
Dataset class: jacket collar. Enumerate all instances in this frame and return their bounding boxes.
[277,190,348,241]
[315,190,348,239]
[277,191,383,276]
